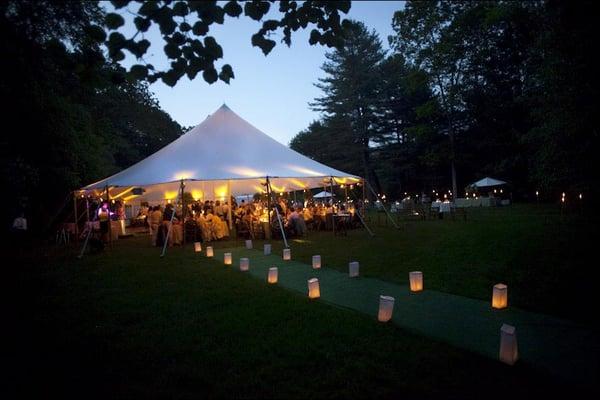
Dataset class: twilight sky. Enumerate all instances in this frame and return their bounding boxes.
[109,1,404,145]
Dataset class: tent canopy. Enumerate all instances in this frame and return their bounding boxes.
[81,104,359,203]
[471,177,507,188]
[313,191,335,198]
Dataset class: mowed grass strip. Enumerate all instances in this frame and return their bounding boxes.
[10,239,575,399]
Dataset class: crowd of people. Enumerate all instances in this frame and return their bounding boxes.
[132,197,363,246]
[136,200,231,247]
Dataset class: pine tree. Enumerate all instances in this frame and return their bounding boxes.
[310,20,386,194]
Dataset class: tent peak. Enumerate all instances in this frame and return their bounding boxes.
[219,103,231,111]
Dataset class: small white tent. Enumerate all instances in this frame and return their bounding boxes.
[313,191,335,198]
[81,104,360,203]
[471,177,507,188]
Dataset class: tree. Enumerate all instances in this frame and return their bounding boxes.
[310,20,386,194]
[103,0,352,86]
[370,54,442,196]
[522,0,599,195]
[1,1,182,233]
[391,1,477,196]
[290,116,362,178]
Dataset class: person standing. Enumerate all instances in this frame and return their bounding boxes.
[12,212,28,248]
[98,203,110,243]
[149,206,162,245]
[222,201,230,225]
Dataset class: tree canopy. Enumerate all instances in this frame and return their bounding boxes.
[291,0,598,200]
[103,0,351,86]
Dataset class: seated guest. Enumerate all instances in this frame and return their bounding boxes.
[302,207,313,223]
[196,211,211,242]
[214,214,229,239]
[286,207,300,225]
[285,207,300,236]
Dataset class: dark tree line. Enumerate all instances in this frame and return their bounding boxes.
[1,1,183,234]
[290,1,599,200]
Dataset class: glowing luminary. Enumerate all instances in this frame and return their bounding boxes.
[240,257,249,271]
[283,248,291,261]
[268,267,278,284]
[312,255,321,269]
[492,283,508,309]
[245,239,253,249]
[206,246,214,257]
[499,324,518,365]
[378,295,395,322]
[224,252,232,265]
[308,278,320,299]
[264,244,272,255]
[194,242,202,253]
[349,261,359,278]
[409,271,423,292]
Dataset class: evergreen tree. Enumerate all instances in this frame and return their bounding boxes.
[310,20,386,194]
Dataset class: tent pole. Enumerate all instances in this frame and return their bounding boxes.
[85,196,90,222]
[227,180,232,230]
[365,180,400,230]
[345,185,348,206]
[362,178,366,218]
[180,179,186,246]
[273,201,289,248]
[354,208,375,237]
[73,191,79,244]
[330,176,335,236]
[266,176,271,229]
[161,189,180,258]
[346,182,375,237]
[106,185,112,248]
[78,201,102,259]
[267,178,288,248]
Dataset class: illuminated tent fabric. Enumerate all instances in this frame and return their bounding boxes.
[313,191,335,198]
[81,104,359,203]
[471,177,507,188]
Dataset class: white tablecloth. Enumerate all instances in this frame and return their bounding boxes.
[432,202,451,213]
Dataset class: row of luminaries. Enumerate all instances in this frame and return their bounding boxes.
[193,240,517,366]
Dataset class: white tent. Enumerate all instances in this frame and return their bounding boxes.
[471,177,507,188]
[313,190,335,198]
[81,104,360,203]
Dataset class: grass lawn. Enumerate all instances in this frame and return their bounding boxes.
[266,204,597,324]
[8,204,595,397]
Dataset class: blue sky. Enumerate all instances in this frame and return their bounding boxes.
[110,1,404,145]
